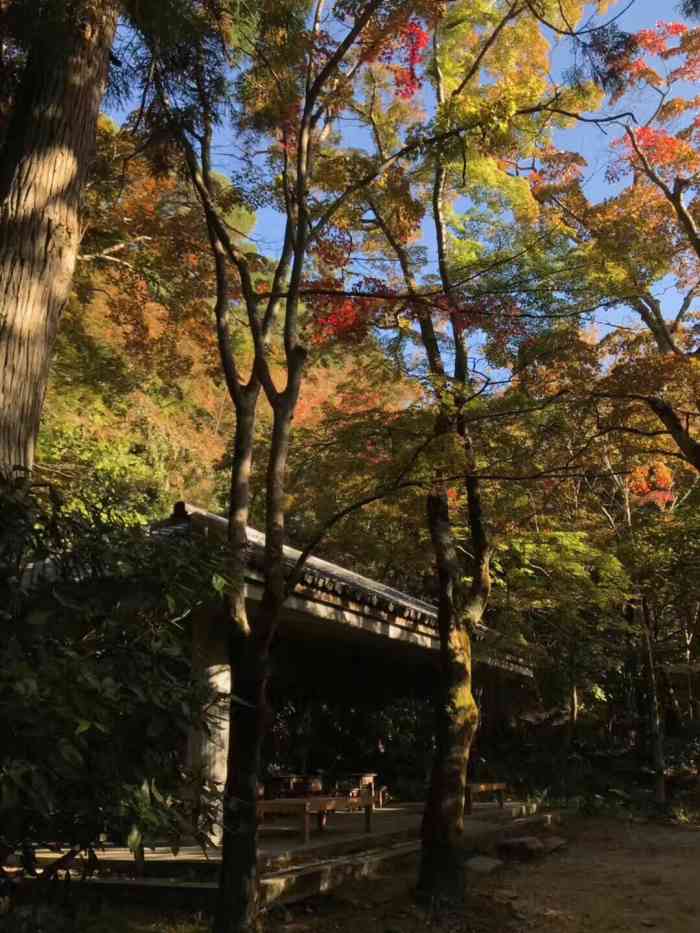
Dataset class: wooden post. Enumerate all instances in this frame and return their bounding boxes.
[360,782,374,833]
[134,842,145,878]
[302,805,310,845]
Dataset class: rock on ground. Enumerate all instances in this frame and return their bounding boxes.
[497,836,545,860]
[465,856,504,874]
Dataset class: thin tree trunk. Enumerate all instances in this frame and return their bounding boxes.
[214,635,270,933]
[562,654,578,800]
[415,119,492,896]
[658,666,683,734]
[212,388,260,933]
[641,601,666,805]
[570,684,579,726]
[567,648,579,741]
[226,393,259,632]
[0,2,117,472]
[214,399,298,933]
[684,605,698,720]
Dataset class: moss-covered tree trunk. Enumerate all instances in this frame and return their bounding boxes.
[0,1,116,472]
[419,477,489,899]
[413,132,492,899]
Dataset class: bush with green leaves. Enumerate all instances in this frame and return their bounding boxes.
[0,472,226,860]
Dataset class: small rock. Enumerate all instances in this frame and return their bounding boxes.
[465,855,503,874]
[497,836,545,860]
[540,836,567,854]
[640,920,658,928]
[494,888,519,900]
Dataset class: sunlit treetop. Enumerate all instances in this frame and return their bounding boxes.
[300,1,614,358]
[526,18,700,306]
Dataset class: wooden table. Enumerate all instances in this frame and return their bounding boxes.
[465,782,506,815]
[344,772,378,802]
[257,796,341,844]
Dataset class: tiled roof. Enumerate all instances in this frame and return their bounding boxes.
[162,503,535,679]
[162,502,439,627]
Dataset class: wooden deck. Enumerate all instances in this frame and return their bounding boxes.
[31,801,554,911]
[34,799,532,878]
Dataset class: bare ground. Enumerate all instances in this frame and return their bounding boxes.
[263,817,700,933]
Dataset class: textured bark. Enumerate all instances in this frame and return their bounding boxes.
[644,397,700,474]
[212,390,261,933]
[418,489,482,899]
[0,2,117,472]
[408,118,492,898]
[214,638,269,933]
[214,397,300,933]
[226,394,259,636]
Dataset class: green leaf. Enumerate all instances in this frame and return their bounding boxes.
[59,741,84,767]
[127,826,143,853]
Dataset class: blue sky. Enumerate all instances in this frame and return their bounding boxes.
[106,0,694,325]
[236,1,692,260]
[107,0,688,248]
[558,0,693,202]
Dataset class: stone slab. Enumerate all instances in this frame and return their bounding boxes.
[465,856,503,874]
[497,836,545,860]
[540,835,567,854]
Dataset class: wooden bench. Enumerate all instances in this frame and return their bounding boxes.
[465,782,506,815]
[257,796,341,844]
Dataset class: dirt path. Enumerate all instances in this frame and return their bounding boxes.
[494,817,700,933]
[265,817,700,933]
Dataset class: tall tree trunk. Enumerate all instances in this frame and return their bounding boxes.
[562,651,578,800]
[415,134,492,895]
[212,389,260,933]
[0,1,117,472]
[214,399,298,933]
[214,635,269,933]
[419,486,486,899]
